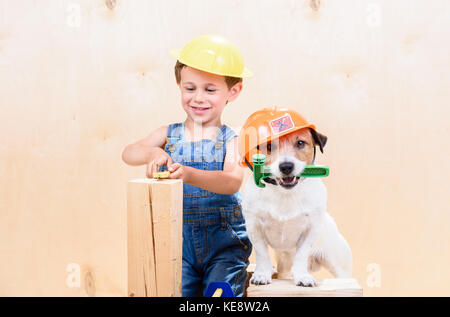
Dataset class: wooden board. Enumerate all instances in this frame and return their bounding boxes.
[247,278,363,297]
[127,180,157,297]
[149,179,183,297]
[127,179,182,297]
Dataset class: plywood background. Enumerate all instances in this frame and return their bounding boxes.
[0,0,449,296]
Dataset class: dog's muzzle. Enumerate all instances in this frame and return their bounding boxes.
[277,162,299,189]
[279,162,294,175]
[260,162,302,189]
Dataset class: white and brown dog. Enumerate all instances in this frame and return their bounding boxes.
[241,127,352,287]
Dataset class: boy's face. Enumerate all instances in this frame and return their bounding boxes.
[178,66,242,124]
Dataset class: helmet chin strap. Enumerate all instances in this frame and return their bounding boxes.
[245,146,317,186]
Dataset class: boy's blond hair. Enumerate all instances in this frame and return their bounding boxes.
[174,61,242,90]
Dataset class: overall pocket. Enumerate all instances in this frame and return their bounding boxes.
[224,207,251,253]
[226,223,251,252]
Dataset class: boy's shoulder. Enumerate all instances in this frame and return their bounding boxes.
[155,122,182,135]
[133,124,169,149]
[155,124,169,136]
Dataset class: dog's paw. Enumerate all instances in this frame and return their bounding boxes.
[293,273,317,287]
[250,270,273,285]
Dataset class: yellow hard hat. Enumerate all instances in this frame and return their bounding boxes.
[170,35,253,78]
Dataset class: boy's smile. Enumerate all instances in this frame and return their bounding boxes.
[178,66,241,127]
[190,105,211,114]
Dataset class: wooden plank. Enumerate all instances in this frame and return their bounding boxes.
[127,178,182,297]
[170,179,184,297]
[127,181,157,297]
[247,278,363,297]
[150,179,183,297]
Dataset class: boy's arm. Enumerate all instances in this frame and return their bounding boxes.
[169,137,244,195]
[122,125,169,166]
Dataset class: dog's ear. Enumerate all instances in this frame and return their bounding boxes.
[309,128,328,153]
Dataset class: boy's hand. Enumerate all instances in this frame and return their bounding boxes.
[146,148,173,178]
[168,163,191,182]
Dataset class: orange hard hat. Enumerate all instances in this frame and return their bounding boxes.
[238,106,319,168]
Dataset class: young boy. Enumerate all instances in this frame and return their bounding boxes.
[122,35,253,297]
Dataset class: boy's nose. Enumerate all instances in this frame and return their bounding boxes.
[193,90,205,103]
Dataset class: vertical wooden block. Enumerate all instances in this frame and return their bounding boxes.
[127,179,183,297]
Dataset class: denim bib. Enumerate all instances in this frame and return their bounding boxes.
[162,122,242,214]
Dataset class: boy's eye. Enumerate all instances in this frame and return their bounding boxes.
[206,88,216,93]
[296,140,306,149]
[185,87,195,91]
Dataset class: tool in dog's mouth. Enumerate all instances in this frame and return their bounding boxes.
[252,154,329,188]
[277,176,300,189]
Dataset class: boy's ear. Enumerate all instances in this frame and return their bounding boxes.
[227,82,243,103]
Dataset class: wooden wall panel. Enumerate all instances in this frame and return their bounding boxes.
[0,0,449,296]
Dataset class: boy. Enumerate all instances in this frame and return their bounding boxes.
[122,35,253,296]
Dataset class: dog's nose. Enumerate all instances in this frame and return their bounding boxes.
[279,162,294,175]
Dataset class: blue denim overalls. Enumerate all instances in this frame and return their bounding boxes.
[161,122,252,297]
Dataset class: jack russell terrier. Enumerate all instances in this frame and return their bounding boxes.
[240,108,352,287]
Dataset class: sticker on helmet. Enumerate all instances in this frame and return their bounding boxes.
[269,114,294,135]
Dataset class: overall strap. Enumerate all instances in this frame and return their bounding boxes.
[211,125,236,163]
[215,124,237,148]
[162,123,184,167]
[166,122,184,145]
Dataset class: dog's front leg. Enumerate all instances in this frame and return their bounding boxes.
[247,218,274,285]
[291,227,319,287]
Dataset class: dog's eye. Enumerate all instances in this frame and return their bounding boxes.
[296,140,306,149]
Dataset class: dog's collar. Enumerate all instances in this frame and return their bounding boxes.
[245,147,317,187]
